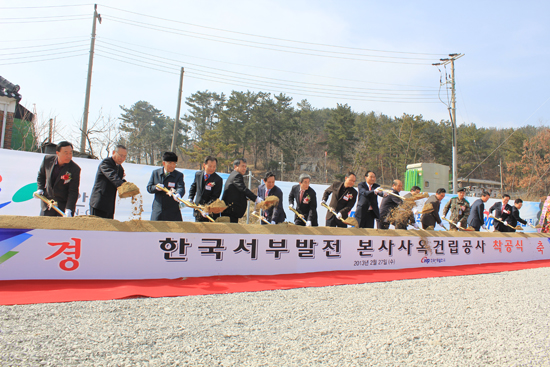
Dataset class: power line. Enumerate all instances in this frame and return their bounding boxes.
[0,44,90,57]
[104,16,435,65]
[94,51,439,103]
[98,36,437,89]
[0,53,87,66]
[100,4,444,57]
[96,40,440,94]
[0,40,89,50]
[0,4,92,9]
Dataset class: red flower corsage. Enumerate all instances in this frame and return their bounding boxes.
[303,195,310,204]
[61,172,72,184]
[207,182,215,187]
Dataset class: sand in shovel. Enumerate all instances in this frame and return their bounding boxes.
[419,202,434,214]
[342,217,358,227]
[118,182,140,198]
[256,195,279,210]
[202,199,228,214]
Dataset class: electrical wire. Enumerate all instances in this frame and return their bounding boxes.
[100,4,444,57]
[98,36,437,89]
[0,40,89,50]
[104,16,435,65]
[0,4,92,9]
[95,41,440,95]
[0,53,87,66]
[94,51,439,103]
[0,44,90,56]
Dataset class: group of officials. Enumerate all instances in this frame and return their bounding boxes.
[36,142,528,232]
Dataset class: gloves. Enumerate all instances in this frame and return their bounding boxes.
[255,197,264,204]
[306,221,312,227]
[270,221,276,225]
[481,225,487,230]
[321,200,327,205]
[34,189,44,196]
[64,209,73,217]
[374,187,382,193]
[201,211,208,218]
[456,222,462,228]
[413,223,419,229]
[173,193,181,202]
[289,204,294,210]
[336,212,342,220]
[156,183,164,191]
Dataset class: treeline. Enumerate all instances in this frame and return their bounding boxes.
[116,90,549,199]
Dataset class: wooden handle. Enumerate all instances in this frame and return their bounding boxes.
[380,189,407,201]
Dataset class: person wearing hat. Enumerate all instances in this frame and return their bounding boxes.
[442,187,471,230]
[146,151,185,221]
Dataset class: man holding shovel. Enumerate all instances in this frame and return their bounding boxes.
[505,198,528,232]
[321,172,357,228]
[442,187,470,230]
[146,152,185,221]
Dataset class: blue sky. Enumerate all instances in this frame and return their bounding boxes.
[1,0,549,147]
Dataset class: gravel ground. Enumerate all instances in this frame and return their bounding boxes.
[2,267,550,366]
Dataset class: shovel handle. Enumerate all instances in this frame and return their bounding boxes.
[380,189,407,201]
[288,205,307,224]
[34,193,66,217]
[320,202,348,224]
[156,184,215,222]
[251,211,271,225]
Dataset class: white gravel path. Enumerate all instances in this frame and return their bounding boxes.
[2,267,550,366]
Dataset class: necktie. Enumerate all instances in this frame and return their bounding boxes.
[266,189,270,197]
[204,174,209,181]
[299,190,304,203]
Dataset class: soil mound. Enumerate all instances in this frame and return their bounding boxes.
[118,182,140,198]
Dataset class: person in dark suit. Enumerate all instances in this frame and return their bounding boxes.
[467,191,490,231]
[505,198,527,232]
[379,179,403,230]
[188,155,223,222]
[355,171,384,228]
[321,171,357,228]
[221,158,262,223]
[420,188,446,230]
[289,173,318,227]
[489,194,512,232]
[89,145,127,219]
[35,141,81,217]
[146,152,185,221]
[257,172,286,224]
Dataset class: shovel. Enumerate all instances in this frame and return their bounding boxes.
[34,192,66,217]
[443,217,474,231]
[489,214,523,231]
[251,211,271,225]
[156,184,215,222]
[288,205,307,225]
[321,202,358,227]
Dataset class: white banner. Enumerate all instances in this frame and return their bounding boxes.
[0,149,543,232]
[0,228,548,280]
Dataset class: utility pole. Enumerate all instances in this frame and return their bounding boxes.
[171,67,184,152]
[280,152,284,181]
[433,53,463,194]
[80,4,101,154]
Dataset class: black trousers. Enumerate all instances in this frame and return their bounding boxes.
[358,209,377,228]
[90,207,114,219]
[326,216,347,228]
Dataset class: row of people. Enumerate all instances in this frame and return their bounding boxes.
[35,143,528,231]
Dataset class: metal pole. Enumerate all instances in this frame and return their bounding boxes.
[80,4,100,154]
[171,67,184,152]
[246,172,252,224]
[451,58,458,194]
[281,152,284,181]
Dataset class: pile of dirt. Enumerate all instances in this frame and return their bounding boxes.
[130,194,144,219]
[386,201,416,227]
[118,182,140,198]
[256,195,279,210]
